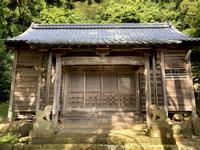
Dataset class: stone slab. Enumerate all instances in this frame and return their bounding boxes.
[30,138,54,144]
[151,137,176,145]
[150,121,171,130]
[33,122,53,130]
[0,144,13,150]
[29,129,54,138]
[11,144,185,150]
[148,129,173,138]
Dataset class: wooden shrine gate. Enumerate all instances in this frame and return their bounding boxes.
[50,55,151,125]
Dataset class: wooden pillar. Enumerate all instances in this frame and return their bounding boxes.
[63,72,69,113]
[45,51,52,105]
[135,72,140,112]
[152,52,158,106]
[52,53,62,124]
[7,50,18,122]
[144,53,151,127]
[186,53,197,118]
[83,73,86,107]
[160,51,168,116]
[36,52,43,112]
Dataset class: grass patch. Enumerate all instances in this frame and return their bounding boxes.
[0,101,8,121]
[0,132,19,144]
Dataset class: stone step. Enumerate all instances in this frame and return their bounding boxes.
[56,129,147,137]
[60,117,141,125]
[53,135,150,144]
[31,131,150,145]
[62,116,141,121]
[58,123,146,131]
[63,111,140,117]
[12,143,180,150]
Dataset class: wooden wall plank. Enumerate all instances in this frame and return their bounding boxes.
[61,56,144,66]
[8,50,18,121]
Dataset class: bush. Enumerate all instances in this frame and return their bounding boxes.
[0,132,19,144]
[0,101,8,121]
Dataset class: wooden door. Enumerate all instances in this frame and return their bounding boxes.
[63,71,138,112]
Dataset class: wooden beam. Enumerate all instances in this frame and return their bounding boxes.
[45,51,52,105]
[186,53,197,118]
[160,51,168,116]
[52,48,72,51]
[144,54,151,127]
[36,52,43,112]
[96,48,110,51]
[39,48,49,51]
[152,53,158,107]
[52,53,62,124]
[7,50,18,121]
[61,56,144,66]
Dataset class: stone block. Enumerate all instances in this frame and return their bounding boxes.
[148,121,175,145]
[33,122,53,130]
[149,145,178,150]
[172,122,193,136]
[29,129,54,138]
[193,118,200,136]
[0,124,10,134]
[30,138,53,144]
[19,122,33,137]
[150,137,176,145]
[0,144,13,150]
[150,121,170,130]
[148,129,173,138]
[173,114,183,121]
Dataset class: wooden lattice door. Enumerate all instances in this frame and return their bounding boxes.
[62,70,139,112]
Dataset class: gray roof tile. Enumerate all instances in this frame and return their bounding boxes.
[6,23,200,45]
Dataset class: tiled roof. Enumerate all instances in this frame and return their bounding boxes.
[6,23,200,46]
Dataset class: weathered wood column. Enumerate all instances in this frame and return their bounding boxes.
[36,52,43,112]
[135,72,140,112]
[186,50,197,118]
[144,53,151,127]
[45,51,52,105]
[52,53,62,124]
[152,52,158,106]
[160,50,168,116]
[7,50,18,122]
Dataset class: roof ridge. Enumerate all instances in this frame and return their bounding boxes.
[31,23,171,29]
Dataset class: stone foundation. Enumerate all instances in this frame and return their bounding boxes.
[1,143,200,150]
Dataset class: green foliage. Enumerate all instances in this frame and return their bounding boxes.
[0,101,9,120]
[0,133,19,144]
[0,42,11,102]
[101,3,140,23]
